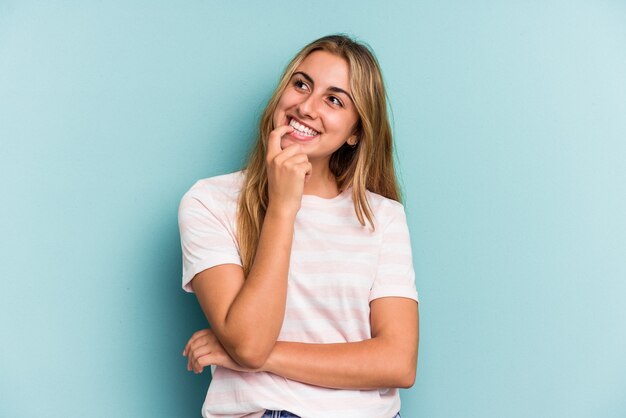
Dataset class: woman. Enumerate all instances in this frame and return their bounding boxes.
[179,34,419,418]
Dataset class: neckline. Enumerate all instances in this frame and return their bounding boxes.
[301,187,352,207]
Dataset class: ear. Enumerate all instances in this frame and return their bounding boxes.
[346,134,358,146]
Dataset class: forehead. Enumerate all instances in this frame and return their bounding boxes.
[295,50,351,90]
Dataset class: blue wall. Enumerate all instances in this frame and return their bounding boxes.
[1,1,625,417]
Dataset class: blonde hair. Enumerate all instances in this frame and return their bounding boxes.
[237,34,401,275]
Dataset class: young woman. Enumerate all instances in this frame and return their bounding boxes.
[179,34,419,418]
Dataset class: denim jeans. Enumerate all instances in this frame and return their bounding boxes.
[261,411,300,418]
[261,411,401,418]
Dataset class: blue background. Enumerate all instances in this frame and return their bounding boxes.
[1,1,625,417]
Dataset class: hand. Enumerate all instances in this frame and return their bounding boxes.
[265,124,312,215]
[182,328,259,374]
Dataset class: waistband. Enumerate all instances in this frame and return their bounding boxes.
[262,411,401,418]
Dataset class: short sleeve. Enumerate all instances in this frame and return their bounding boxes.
[369,204,419,303]
[178,185,242,293]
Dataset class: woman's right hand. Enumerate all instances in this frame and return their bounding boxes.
[265,125,312,216]
[184,328,259,374]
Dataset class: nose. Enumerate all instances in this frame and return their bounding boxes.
[296,93,319,120]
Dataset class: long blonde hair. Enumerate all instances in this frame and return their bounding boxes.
[237,34,401,275]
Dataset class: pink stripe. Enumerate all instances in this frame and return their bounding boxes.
[179,171,415,416]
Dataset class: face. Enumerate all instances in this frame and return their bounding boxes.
[272,50,359,163]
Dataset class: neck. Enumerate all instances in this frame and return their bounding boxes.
[302,159,340,198]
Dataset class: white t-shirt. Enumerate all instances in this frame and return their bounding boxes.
[178,171,418,418]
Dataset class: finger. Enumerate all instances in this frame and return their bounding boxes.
[295,161,313,178]
[193,352,216,374]
[190,346,214,373]
[267,125,295,160]
[183,334,210,360]
[188,333,221,372]
[272,144,305,166]
[194,353,213,373]
[185,329,208,354]
[188,346,203,372]
[184,329,211,355]
[187,337,210,366]
[281,153,309,167]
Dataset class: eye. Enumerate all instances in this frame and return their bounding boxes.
[328,95,344,107]
[294,78,309,92]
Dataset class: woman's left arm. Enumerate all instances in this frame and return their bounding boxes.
[262,297,418,389]
[184,296,418,390]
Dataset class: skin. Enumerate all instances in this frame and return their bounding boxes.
[273,49,360,198]
[183,50,419,389]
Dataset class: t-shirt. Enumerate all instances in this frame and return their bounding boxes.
[178,171,419,418]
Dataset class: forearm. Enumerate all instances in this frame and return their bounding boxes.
[261,338,416,390]
[222,208,295,365]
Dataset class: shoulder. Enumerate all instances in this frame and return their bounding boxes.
[365,190,408,229]
[178,171,244,220]
[181,171,244,206]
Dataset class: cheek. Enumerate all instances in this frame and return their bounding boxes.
[344,113,360,137]
[278,90,300,108]
[328,114,358,137]
[271,110,281,127]
[273,94,296,123]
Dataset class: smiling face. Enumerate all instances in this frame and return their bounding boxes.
[272,50,360,164]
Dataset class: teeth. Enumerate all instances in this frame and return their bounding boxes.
[289,118,318,136]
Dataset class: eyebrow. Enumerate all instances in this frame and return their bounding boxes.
[293,71,354,104]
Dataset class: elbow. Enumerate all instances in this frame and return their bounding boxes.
[392,352,417,388]
[220,326,277,369]
[231,344,272,370]
[397,367,416,389]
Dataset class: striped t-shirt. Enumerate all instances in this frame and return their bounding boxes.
[178,171,418,418]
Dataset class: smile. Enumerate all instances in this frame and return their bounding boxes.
[288,117,319,137]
